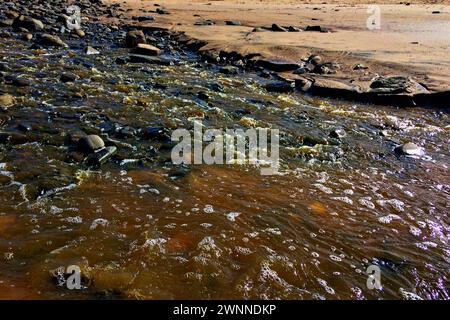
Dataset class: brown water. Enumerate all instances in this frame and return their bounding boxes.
[0,32,449,300]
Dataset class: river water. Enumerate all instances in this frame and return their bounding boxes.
[0,27,449,299]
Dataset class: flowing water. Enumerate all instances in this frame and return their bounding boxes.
[0,26,449,299]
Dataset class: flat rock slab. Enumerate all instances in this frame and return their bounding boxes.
[255,59,300,72]
[128,54,173,65]
[134,43,161,56]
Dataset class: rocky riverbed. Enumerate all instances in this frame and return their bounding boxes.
[0,0,449,299]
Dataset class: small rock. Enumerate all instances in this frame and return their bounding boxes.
[197,91,209,101]
[128,54,172,65]
[125,29,146,47]
[0,19,14,27]
[90,218,109,230]
[353,63,368,70]
[37,34,68,47]
[6,76,31,87]
[271,23,287,32]
[12,15,44,31]
[78,135,105,153]
[395,142,424,156]
[85,146,117,166]
[75,29,85,38]
[85,46,100,55]
[137,16,155,22]
[22,33,33,41]
[225,21,241,26]
[17,123,32,132]
[329,128,347,139]
[141,127,170,141]
[252,27,267,32]
[313,62,340,74]
[265,81,295,93]
[256,59,300,72]
[195,20,215,26]
[60,72,78,83]
[156,8,170,15]
[288,26,301,32]
[305,25,329,32]
[0,94,15,108]
[134,43,161,56]
[219,66,239,75]
[308,54,322,66]
[210,83,224,92]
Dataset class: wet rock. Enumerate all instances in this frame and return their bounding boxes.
[36,34,68,47]
[293,67,311,75]
[0,173,11,186]
[125,29,146,48]
[370,76,426,94]
[75,29,85,38]
[85,46,100,55]
[372,257,409,274]
[0,94,15,107]
[85,146,117,166]
[60,72,78,83]
[128,54,172,65]
[288,26,301,32]
[252,27,267,32]
[219,66,239,75]
[225,21,241,26]
[255,59,300,72]
[0,19,14,27]
[306,78,358,99]
[137,16,155,22]
[134,43,161,56]
[17,123,32,132]
[4,10,19,19]
[329,128,347,139]
[271,24,287,32]
[156,8,170,15]
[305,25,329,32]
[308,54,322,66]
[313,62,340,74]
[395,142,424,156]
[195,20,215,26]
[78,135,105,153]
[209,83,224,92]
[141,127,170,141]
[6,76,31,87]
[115,57,128,65]
[12,15,44,31]
[354,63,368,70]
[116,126,136,138]
[0,30,12,38]
[197,91,209,101]
[22,33,33,41]
[0,63,10,72]
[265,81,295,93]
